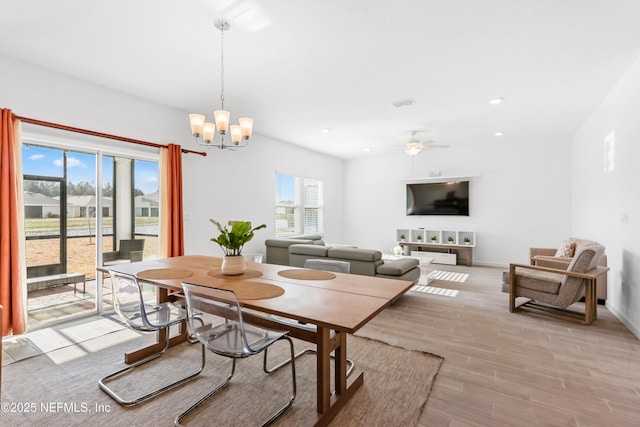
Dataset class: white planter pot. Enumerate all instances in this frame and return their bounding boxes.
[221,255,246,275]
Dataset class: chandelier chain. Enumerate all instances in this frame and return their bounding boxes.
[220,22,225,110]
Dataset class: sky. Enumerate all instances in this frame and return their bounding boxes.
[22,145,158,195]
[275,173,295,204]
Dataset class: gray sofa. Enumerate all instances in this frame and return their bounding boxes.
[264,234,326,265]
[265,237,420,284]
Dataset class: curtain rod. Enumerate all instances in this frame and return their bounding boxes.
[15,115,207,157]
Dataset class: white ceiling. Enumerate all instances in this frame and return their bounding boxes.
[2,0,640,159]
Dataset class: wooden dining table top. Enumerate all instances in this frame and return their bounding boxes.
[98,255,414,334]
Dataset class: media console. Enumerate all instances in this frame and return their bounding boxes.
[396,228,475,266]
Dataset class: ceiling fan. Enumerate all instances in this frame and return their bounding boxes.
[403,131,449,156]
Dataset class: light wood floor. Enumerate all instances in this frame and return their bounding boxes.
[360,264,640,427]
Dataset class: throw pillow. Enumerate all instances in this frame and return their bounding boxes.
[555,241,576,257]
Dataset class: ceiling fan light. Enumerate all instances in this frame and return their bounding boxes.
[189,114,205,137]
[404,142,423,156]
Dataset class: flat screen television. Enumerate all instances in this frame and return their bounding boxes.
[406,181,469,216]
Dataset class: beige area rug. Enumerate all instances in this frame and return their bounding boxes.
[2,325,442,426]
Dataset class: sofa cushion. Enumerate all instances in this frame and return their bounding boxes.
[327,247,382,262]
[377,258,419,275]
[288,244,329,257]
[555,240,576,257]
[509,269,565,294]
[265,238,316,248]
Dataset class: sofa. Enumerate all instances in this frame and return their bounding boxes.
[265,238,421,284]
[528,238,608,302]
[265,234,326,265]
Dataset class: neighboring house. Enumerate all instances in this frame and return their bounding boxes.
[65,195,113,218]
[23,192,114,218]
[135,191,158,217]
[23,191,61,218]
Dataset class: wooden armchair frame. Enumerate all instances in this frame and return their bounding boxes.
[509,263,609,325]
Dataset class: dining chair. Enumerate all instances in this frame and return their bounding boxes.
[175,283,297,427]
[99,272,205,406]
[264,259,355,379]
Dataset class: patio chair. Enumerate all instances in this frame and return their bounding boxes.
[99,272,205,406]
[175,284,297,427]
[264,259,355,378]
[103,239,145,266]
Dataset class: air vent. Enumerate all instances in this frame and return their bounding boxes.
[391,98,416,108]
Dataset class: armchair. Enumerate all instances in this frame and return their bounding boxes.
[103,239,145,266]
[504,244,607,325]
[530,238,608,302]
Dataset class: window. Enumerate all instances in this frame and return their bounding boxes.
[275,173,324,237]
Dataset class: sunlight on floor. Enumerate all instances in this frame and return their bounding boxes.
[410,285,459,297]
[428,270,470,283]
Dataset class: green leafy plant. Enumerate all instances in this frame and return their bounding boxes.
[464,237,471,243]
[416,234,423,241]
[210,219,266,256]
[431,235,437,241]
[448,236,454,243]
[400,234,406,240]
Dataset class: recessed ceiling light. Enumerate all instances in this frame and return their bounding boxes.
[321,128,330,133]
[489,97,504,105]
[494,131,505,136]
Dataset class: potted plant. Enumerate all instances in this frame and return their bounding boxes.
[431,235,437,243]
[448,236,455,244]
[464,237,471,245]
[416,234,423,242]
[400,234,406,242]
[210,219,266,275]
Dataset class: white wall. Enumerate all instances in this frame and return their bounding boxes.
[0,54,344,258]
[344,138,573,266]
[182,139,344,257]
[572,55,640,337]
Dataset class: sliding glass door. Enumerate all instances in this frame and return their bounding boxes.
[22,142,159,328]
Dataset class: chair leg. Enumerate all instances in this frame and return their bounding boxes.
[263,346,355,378]
[261,336,297,427]
[176,337,297,427]
[99,329,206,406]
[174,359,237,426]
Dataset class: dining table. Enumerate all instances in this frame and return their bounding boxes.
[98,255,414,427]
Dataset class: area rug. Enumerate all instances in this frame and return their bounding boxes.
[2,327,442,426]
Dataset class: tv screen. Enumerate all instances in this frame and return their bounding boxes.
[406,181,469,216]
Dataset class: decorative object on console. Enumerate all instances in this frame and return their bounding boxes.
[210,219,266,275]
[189,19,254,150]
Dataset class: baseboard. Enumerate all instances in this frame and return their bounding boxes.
[606,302,640,340]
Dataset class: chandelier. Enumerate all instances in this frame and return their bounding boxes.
[189,19,253,149]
